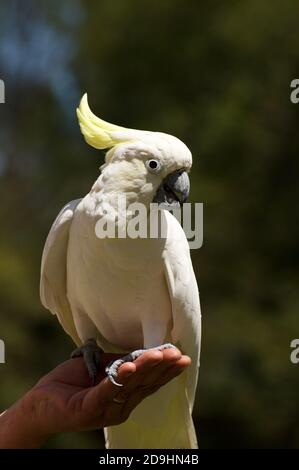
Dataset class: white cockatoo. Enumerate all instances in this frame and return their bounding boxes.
[40,94,201,449]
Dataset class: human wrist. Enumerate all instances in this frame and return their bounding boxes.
[0,392,52,448]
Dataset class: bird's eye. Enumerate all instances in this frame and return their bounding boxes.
[146,159,161,173]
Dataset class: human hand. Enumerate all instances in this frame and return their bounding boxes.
[0,348,191,448]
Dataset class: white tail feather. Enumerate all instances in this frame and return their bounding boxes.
[104,373,198,449]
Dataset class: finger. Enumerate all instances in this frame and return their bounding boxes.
[139,348,183,386]
[132,349,164,369]
[98,350,188,408]
[174,355,192,368]
[85,362,137,410]
[120,360,184,418]
[155,359,191,387]
[132,354,191,400]
[108,348,182,390]
[155,354,191,382]
[160,347,182,363]
[106,355,191,422]
[113,351,186,402]
[158,354,191,377]
[117,350,164,392]
[91,351,164,408]
[133,367,185,404]
[116,348,183,395]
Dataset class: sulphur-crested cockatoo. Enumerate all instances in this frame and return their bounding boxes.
[40,94,201,449]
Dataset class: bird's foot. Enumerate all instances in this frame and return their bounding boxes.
[105,343,177,387]
[71,338,103,386]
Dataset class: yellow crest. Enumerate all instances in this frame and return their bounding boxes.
[76,94,127,150]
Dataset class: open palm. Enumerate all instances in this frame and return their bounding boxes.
[23,348,191,438]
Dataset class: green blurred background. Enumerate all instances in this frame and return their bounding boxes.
[0,0,298,448]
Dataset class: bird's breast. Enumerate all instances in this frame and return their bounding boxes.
[67,229,172,351]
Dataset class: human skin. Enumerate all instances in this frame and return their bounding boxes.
[0,348,191,448]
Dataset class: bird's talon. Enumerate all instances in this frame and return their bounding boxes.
[71,338,103,386]
[108,375,124,387]
[105,343,176,386]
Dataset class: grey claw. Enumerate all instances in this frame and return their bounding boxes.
[154,343,176,351]
[105,343,177,386]
[105,359,125,387]
[71,339,103,386]
[107,374,124,387]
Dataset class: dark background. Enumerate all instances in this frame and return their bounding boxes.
[0,0,298,448]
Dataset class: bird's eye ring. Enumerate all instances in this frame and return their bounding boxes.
[146,159,161,173]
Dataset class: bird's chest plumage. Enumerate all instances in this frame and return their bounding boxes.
[67,215,173,350]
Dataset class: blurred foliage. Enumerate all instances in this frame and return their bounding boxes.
[0,0,299,448]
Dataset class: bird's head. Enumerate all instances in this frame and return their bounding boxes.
[77,94,192,208]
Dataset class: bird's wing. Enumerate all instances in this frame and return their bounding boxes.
[162,209,201,409]
[40,199,82,346]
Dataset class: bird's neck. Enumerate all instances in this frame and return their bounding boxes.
[89,172,154,223]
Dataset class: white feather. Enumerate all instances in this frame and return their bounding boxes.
[40,199,82,346]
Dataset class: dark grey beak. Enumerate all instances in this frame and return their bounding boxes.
[153,169,190,207]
